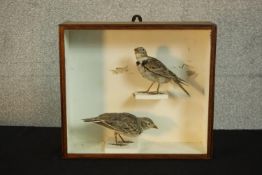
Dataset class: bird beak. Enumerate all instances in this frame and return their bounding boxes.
[153,125,158,129]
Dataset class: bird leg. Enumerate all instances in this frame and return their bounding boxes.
[156,83,160,94]
[141,82,155,93]
[114,132,118,145]
[112,132,126,146]
[118,134,133,143]
[149,83,161,94]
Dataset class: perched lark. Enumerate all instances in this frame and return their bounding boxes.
[134,47,190,96]
[83,113,158,146]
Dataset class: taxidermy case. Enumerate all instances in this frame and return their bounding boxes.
[59,20,216,159]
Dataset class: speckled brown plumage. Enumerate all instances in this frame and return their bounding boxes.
[83,113,158,145]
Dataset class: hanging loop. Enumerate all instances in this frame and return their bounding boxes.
[132,15,142,22]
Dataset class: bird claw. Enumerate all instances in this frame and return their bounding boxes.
[123,140,133,143]
[137,90,150,94]
[137,91,164,95]
[111,142,127,146]
[111,140,133,146]
[148,91,163,95]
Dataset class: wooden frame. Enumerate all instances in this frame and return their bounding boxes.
[59,22,217,159]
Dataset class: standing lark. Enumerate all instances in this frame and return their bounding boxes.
[83,113,158,146]
[134,47,190,96]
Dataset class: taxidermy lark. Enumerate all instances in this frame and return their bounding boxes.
[134,47,190,96]
[83,113,158,146]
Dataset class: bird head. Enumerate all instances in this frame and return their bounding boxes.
[139,117,158,130]
[134,47,148,59]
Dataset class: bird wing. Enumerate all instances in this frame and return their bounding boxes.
[144,57,188,86]
[143,57,174,79]
[97,113,141,135]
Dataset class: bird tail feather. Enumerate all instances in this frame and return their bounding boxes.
[82,118,100,123]
[169,70,188,86]
[172,78,190,96]
[176,77,188,86]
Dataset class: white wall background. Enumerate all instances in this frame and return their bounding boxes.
[0,0,261,129]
